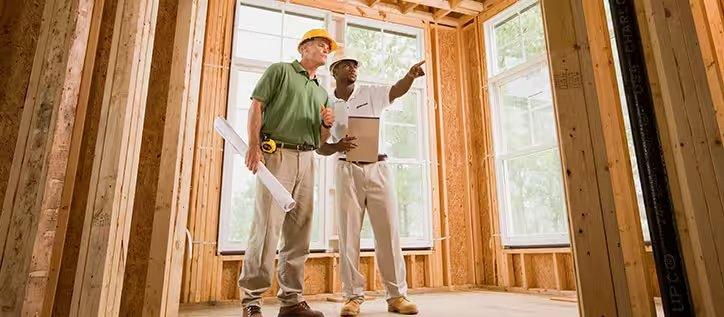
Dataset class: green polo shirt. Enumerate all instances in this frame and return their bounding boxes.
[251,60,329,147]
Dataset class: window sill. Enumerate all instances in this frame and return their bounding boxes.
[218,248,433,261]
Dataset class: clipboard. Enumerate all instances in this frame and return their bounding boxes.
[345,116,380,162]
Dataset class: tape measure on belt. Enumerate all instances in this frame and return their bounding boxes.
[261,139,277,154]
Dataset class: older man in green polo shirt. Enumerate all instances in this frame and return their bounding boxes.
[239,29,336,317]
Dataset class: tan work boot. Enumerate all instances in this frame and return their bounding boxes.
[340,297,364,316]
[387,297,418,315]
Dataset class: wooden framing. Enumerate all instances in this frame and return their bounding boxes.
[139,0,208,315]
[689,0,724,142]
[2,0,716,311]
[580,1,655,315]
[540,0,653,315]
[68,0,160,315]
[637,0,724,314]
[0,0,94,314]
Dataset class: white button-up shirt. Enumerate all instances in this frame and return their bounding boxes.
[329,84,392,158]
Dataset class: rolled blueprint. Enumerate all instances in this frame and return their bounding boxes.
[213,117,296,212]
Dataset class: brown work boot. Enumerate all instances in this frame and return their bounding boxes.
[340,297,364,316]
[387,297,418,315]
[243,305,263,317]
[277,301,324,317]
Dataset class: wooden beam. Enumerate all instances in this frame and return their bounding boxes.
[552,253,566,290]
[434,8,452,20]
[521,254,532,289]
[400,2,419,14]
[367,0,382,7]
[289,0,461,27]
[638,0,724,314]
[580,1,655,315]
[540,0,652,315]
[140,0,207,315]
[0,0,94,315]
[67,0,160,315]
[690,0,724,142]
[404,0,483,14]
[423,21,446,288]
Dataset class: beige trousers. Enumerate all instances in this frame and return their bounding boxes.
[238,149,315,307]
[336,160,408,300]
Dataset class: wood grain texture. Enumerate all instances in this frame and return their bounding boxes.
[0,0,45,208]
[119,0,177,314]
[67,0,160,314]
[437,26,473,287]
[52,2,119,315]
[639,0,724,314]
[0,0,94,314]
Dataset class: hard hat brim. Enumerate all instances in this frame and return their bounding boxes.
[329,58,359,72]
[298,35,339,52]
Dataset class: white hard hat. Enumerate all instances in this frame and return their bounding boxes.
[329,47,360,72]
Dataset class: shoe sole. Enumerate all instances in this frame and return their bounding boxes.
[387,308,418,315]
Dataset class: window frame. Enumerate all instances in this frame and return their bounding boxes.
[484,0,570,247]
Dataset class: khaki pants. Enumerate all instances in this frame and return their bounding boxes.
[336,160,408,300]
[238,149,315,307]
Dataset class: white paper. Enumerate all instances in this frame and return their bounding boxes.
[213,117,296,212]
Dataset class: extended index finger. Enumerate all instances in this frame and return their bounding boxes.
[414,60,426,67]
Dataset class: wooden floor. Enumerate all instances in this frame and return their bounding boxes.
[180,290,583,317]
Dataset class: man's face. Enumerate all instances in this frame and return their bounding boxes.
[300,38,331,66]
[333,60,358,83]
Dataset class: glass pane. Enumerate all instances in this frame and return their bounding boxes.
[504,149,567,237]
[346,25,385,80]
[530,89,556,147]
[494,15,523,71]
[381,31,418,81]
[393,163,426,239]
[283,13,324,38]
[234,30,281,62]
[498,66,552,153]
[383,90,418,125]
[226,155,257,243]
[520,4,545,58]
[383,124,418,159]
[230,70,262,109]
[282,37,302,62]
[361,216,373,240]
[237,5,282,35]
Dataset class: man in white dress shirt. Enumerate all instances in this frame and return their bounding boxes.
[317,48,425,316]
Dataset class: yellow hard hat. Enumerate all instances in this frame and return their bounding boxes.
[298,29,339,52]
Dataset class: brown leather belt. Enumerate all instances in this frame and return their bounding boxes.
[339,154,388,165]
[276,142,316,151]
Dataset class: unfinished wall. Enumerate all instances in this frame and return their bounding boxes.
[462,20,496,286]
[51,1,118,314]
[436,26,476,286]
[119,0,179,314]
[181,0,234,303]
[0,0,46,219]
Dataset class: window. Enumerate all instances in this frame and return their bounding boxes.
[218,0,433,253]
[603,1,650,242]
[344,19,432,249]
[484,0,569,246]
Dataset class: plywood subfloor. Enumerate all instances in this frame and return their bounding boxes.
[180,290,581,317]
